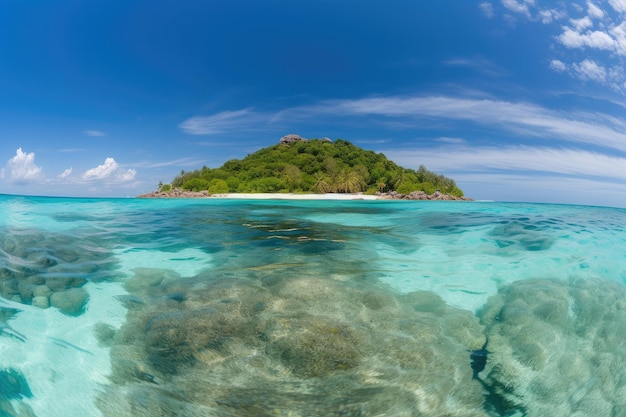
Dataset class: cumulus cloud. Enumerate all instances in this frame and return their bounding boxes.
[538,9,556,23]
[487,0,626,90]
[609,0,626,13]
[81,158,137,182]
[82,158,119,180]
[549,59,567,72]
[84,130,106,137]
[6,148,43,182]
[502,0,533,18]
[558,27,615,50]
[570,16,594,31]
[573,59,608,82]
[588,2,605,18]
[117,169,137,181]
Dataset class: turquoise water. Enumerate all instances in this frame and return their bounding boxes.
[1,195,625,416]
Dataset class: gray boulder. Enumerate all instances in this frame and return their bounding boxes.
[50,288,89,316]
[279,134,307,144]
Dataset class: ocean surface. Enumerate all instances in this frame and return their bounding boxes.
[1,194,625,417]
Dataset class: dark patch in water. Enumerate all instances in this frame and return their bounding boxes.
[470,339,489,379]
[0,368,32,400]
[166,292,186,302]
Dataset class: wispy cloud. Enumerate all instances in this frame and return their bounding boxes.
[182,94,626,153]
[59,148,86,153]
[443,57,506,77]
[384,146,626,182]
[84,130,106,137]
[434,137,466,144]
[59,167,73,179]
[4,148,43,183]
[179,109,261,135]
[479,2,495,18]
[133,157,207,168]
[291,95,626,152]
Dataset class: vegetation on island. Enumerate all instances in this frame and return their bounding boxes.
[167,139,464,196]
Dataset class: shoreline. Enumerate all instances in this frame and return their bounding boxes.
[211,192,379,200]
[137,189,472,201]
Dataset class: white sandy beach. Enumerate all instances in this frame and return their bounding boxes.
[210,193,380,200]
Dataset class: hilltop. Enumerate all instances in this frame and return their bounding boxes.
[151,135,466,197]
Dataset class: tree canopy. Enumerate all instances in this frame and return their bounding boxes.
[169,139,464,196]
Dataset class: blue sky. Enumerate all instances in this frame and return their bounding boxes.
[2,1,626,207]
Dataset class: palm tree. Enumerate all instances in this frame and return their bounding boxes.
[313,172,332,193]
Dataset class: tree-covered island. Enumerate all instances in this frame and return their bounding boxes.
[150,135,466,198]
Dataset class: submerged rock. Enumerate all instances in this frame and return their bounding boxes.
[99,270,488,417]
[479,278,626,417]
[50,288,89,316]
[31,296,50,309]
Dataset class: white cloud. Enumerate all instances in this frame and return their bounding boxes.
[549,59,567,72]
[573,59,607,82]
[294,95,626,152]
[570,16,593,31]
[82,157,119,180]
[502,0,533,18]
[538,9,555,23]
[179,109,256,135]
[81,157,137,182]
[117,169,137,181]
[84,130,106,137]
[6,148,43,182]
[558,27,615,50]
[611,21,626,55]
[384,146,626,182]
[443,58,505,76]
[587,2,605,18]
[59,167,73,179]
[434,137,466,144]
[133,157,206,168]
[488,0,626,91]
[480,2,495,18]
[609,0,626,13]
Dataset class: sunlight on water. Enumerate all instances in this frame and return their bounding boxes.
[1,195,626,417]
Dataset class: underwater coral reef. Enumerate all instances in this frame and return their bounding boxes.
[97,267,488,417]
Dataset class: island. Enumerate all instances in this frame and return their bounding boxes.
[138,134,472,201]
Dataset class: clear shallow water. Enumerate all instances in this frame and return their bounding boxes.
[0,195,625,416]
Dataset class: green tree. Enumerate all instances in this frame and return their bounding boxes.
[208,179,229,194]
[283,164,302,192]
[182,178,209,191]
[165,139,465,196]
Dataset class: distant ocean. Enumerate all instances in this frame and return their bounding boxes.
[1,194,625,417]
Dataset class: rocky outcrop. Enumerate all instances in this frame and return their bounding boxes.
[137,189,210,198]
[376,190,473,201]
[279,133,308,144]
